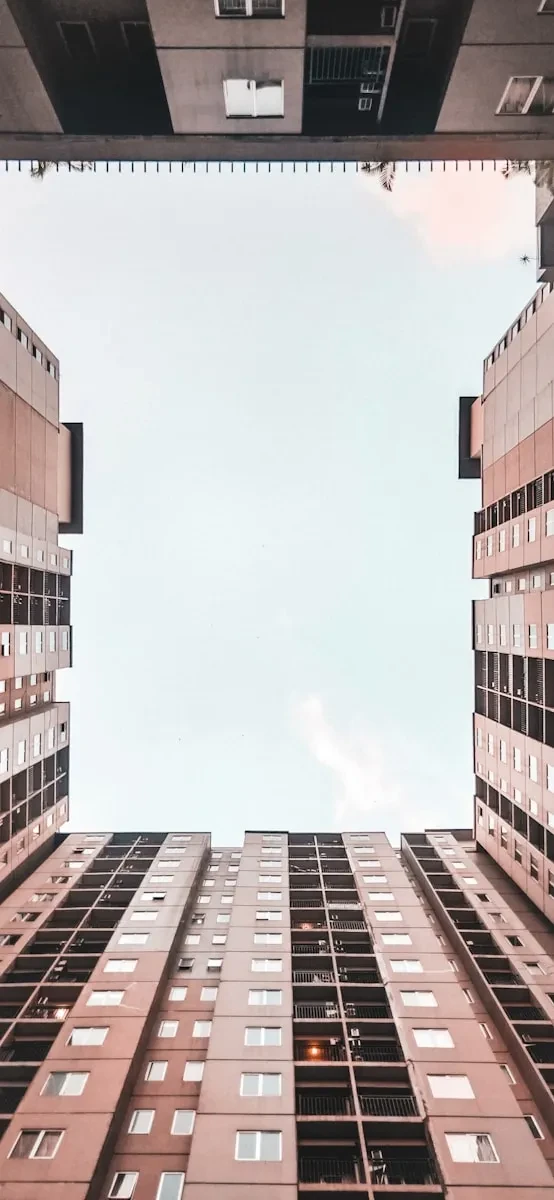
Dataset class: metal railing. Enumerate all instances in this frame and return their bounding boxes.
[293,970,334,984]
[329,920,367,932]
[350,1043,403,1062]
[294,1042,346,1062]
[296,1093,352,1116]
[368,1158,438,1185]
[292,943,330,955]
[528,1043,554,1064]
[483,970,522,986]
[344,1004,390,1019]
[505,1005,547,1021]
[290,899,323,909]
[294,1004,340,1019]
[334,942,373,955]
[339,969,379,983]
[329,901,362,910]
[359,1094,418,1117]
[298,1156,363,1184]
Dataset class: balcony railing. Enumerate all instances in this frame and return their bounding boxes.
[292,922,327,932]
[329,921,367,932]
[296,1093,353,1116]
[350,1042,403,1062]
[298,1157,363,1184]
[334,942,373,956]
[294,1042,346,1062]
[528,1042,554,1064]
[329,901,362,910]
[483,970,522,986]
[293,970,334,984]
[293,943,330,955]
[290,899,324,909]
[368,1157,438,1186]
[294,1004,340,1019]
[344,1004,390,1020]
[359,1094,418,1118]
[505,1005,546,1021]
[339,969,380,984]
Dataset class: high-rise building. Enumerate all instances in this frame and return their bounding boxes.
[461,277,554,922]
[1,0,554,164]
[0,290,82,883]
[0,827,552,1199]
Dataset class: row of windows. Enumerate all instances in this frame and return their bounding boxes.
[0,307,57,377]
[1,538,69,569]
[0,721,67,775]
[476,621,554,651]
[9,1128,515,1172]
[477,727,554,787]
[491,570,554,595]
[0,629,70,658]
[475,511,552,559]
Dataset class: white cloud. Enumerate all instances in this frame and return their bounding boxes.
[293,694,468,840]
[362,163,535,265]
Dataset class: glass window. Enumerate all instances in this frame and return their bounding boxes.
[42,1071,89,1096]
[240,1072,282,1096]
[200,986,218,1001]
[390,960,423,973]
[156,1174,185,1200]
[171,1110,196,1135]
[183,1061,204,1081]
[374,911,402,922]
[87,991,124,1007]
[245,1026,281,1045]
[248,989,282,1005]
[445,1133,498,1163]
[169,987,188,1001]
[68,1027,108,1046]
[104,959,137,974]
[158,1020,178,1037]
[128,1109,155,1134]
[192,1021,212,1037]
[145,1061,167,1081]
[400,991,437,1007]
[427,1075,474,1099]
[108,1174,138,1199]
[382,934,412,945]
[413,1028,453,1048]
[10,1130,63,1159]
[235,1130,282,1161]
[251,958,282,971]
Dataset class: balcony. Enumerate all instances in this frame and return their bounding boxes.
[483,969,522,986]
[297,1091,354,1116]
[329,921,367,932]
[334,942,373,957]
[293,970,334,984]
[292,922,327,933]
[339,968,380,984]
[291,899,324,909]
[505,1004,547,1022]
[344,1004,390,1020]
[294,1004,340,1020]
[298,1156,363,1184]
[293,943,331,956]
[527,1041,554,1064]
[351,1041,404,1063]
[295,1040,347,1063]
[368,1156,439,1186]
[359,1093,418,1118]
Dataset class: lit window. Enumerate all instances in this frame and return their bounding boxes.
[235,1130,282,1161]
[445,1133,498,1163]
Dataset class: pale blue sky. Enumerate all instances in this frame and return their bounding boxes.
[0,162,536,842]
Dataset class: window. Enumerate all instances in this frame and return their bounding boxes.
[476,623,483,645]
[1,631,9,657]
[529,754,539,783]
[400,991,437,1007]
[200,986,218,1001]
[224,77,285,117]
[514,843,523,864]
[207,957,223,971]
[198,895,211,905]
[530,855,539,880]
[131,910,158,922]
[525,1114,544,1139]
[363,874,388,884]
[251,957,282,971]
[240,1072,282,1096]
[374,911,402,922]
[445,1133,498,1163]
[212,934,227,944]
[513,747,522,772]
[235,1130,282,1161]
[156,1173,185,1200]
[258,891,282,900]
[68,1027,108,1046]
[169,987,188,1001]
[183,1061,204,1081]
[10,1130,63,1159]
[259,875,282,883]
[486,535,493,557]
[192,1020,212,1037]
[145,1061,167,1081]
[128,1109,155,1134]
[528,517,537,542]
[108,1173,138,1199]
[512,624,522,649]
[413,1028,453,1048]
[382,933,412,945]
[158,1020,178,1037]
[171,1109,196,1135]
[87,991,124,1007]
[151,875,174,884]
[17,739,26,766]
[186,935,200,945]
[529,624,538,649]
[0,308,11,331]
[261,846,282,855]
[42,1071,89,1096]
[248,989,282,1005]
[498,75,554,115]
[486,623,494,645]
[391,959,423,973]
[427,1075,474,1099]
[0,747,8,775]
[119,933,148,946]
[245,1026,281,1045]
[216,913,230,923]
[368,891,394,901]
[500,1063,515,1084]
[525,961,545,974]
[104,959,137,974]
[254,932,282,945]
[221,894,233,904]
[141,892,166,902]
[256,910,282,921]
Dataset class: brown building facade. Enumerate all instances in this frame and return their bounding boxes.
[0,828,551,1199]
[1,0,554,163]
[0,289,82,883]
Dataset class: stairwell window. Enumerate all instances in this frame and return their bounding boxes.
[224,79,284,118]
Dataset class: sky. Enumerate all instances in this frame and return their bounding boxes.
[0,159,538,844]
